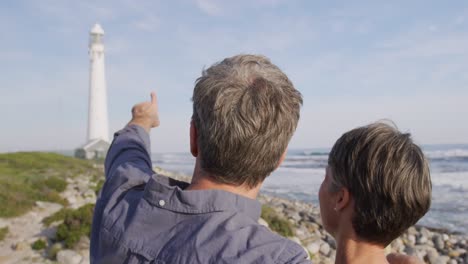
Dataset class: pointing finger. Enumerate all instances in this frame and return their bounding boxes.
[150,92,157,105]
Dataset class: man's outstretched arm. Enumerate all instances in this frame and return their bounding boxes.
[90,92,160,262]
[100,92,160,200]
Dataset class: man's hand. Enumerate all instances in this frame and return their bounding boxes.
[128,92,160,133]
[387,253,423,264]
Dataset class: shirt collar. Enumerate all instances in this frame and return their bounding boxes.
[143,174,262,221]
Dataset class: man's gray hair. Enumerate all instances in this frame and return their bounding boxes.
[192,54,303,188]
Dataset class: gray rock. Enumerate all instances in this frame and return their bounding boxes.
[404,245,417,256]
[319,242,331,256]
[442,234,450,241]
[73,236,90,251]
[449,238,458,245]
[434,256,450,264]
[407,226,418,235]
[448,259,457,264]
[57,249,83,264]
[306,241,320,255]
[294,227,306,240]
[47,242,63,260]
[420,227,432,238]
[83,189,96,200]
[12,241,28,251]
[414,246,428,260]
[41,226,58,240]
[392,238,405,253]
[324,234,336,249]
[433,234,445,251]
[284,209,302,222]
[417,234,428,245]
[407,234,416,245]
[257,218,269,228]
[426,248,440,264]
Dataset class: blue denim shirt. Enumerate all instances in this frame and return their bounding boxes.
[90,125,310,264]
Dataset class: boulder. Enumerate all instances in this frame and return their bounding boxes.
[258,218,269,228]
[320,242,331,256]
[407,226,418,236]
[417,234,428,245]
[420,227,432,238]
[433,234,445,251]
[47,242,63,260]
[12,241,28,251]
[73,236,90,251]
[306,241,320,255]
[404,245,417,256]
[433,256,450,264]
[57,249,83,264]
[426,248,440,264]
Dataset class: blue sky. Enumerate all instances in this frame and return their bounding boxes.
[1,0,467,152]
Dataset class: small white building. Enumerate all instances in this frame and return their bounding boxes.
[75,139,110,160]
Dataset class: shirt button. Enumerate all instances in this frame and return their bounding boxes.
[159,200,165,207]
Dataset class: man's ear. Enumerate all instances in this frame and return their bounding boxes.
[335,187,350,212]
[190,120,198,157]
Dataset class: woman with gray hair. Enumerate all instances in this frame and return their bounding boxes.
[318,122,432,263]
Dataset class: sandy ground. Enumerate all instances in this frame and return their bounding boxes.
[0,201,62,263]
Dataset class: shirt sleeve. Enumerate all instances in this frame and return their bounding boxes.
[99,124,154,202]
[277,240,312,264]
[91,124,155,262]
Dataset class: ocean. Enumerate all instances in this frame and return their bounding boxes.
[151,144,468,234]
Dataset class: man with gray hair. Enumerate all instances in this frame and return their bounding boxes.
[90,54,309,263]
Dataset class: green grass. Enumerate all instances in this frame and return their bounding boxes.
[43,208,74,226]
[55,203,95,248]
[0,152,99,217]
[31,239,47,250]
[0,227,8,241]
[261,205,294,237]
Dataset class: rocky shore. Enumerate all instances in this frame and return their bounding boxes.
[0,166,466,264]
[259,194,468,264]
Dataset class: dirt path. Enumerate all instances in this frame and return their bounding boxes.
[0,201,62,263]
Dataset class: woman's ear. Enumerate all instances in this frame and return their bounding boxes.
[190,121,198,157]
[334,187,350,212]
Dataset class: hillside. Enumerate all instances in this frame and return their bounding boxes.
[0,152,101,218]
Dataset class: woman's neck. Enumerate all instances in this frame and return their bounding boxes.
[335,237,389,264]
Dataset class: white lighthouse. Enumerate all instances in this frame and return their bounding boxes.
[75,23,110,160]
[87,23,109,142]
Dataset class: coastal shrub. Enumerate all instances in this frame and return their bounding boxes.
[0,152,100,217]
[31,239,47,250]
[43,208,73,226]
[55,203,95,248]
[0,227,8,241]
[43,176,67,192]
[261,205,294,237]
